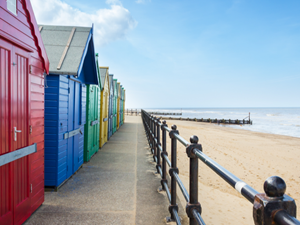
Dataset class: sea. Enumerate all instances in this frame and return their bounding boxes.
[145,108,300,138]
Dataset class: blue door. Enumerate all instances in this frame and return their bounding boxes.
[67,79,74,179]
[73,82,81,173]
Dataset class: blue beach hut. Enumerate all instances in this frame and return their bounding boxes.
[40,25,99,188]
[108,74,114,140]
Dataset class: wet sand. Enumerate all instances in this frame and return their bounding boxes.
[164,119,300,225]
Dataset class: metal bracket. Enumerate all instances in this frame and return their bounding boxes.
[186,143,202,158]
[161,151,168,158]
[161,179,168,188]
[169,168,179,176]
[0,143,37,167]
[90,120,99,126]
[168,204,179,215]
[186,202,202,218]
[169,130,179,139]
[103,117,108,122]
[64,128,82,139]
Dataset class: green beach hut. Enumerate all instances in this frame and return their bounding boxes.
[83,54,101,162]
[120,86,124,126]
[112,79,118,134]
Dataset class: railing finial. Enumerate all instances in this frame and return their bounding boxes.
[171,124,177,130]
[190,135,199,144]
[253,176,296,225]
[264,176,286,198]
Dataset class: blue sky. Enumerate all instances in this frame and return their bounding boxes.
[32,0,300,108]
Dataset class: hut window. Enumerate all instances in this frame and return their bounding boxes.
[7,0,17,15]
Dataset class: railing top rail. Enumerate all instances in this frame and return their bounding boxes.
[193,148,258,203]
[173,132,189,147]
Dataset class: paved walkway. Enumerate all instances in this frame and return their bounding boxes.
[25,116,187,225]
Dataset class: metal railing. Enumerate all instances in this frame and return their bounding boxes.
[141,109,300,225]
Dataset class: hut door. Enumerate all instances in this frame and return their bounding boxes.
[93,87,98,148]
[0,40,30,224]
[73,82,81,172]
[90,87,95,149]
[67,80,74,179]
[12,46,31,224]
[0,39,13,225]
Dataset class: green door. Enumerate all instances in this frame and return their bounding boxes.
[84,85,100,162]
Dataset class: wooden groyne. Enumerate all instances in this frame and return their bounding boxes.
[126,109,140,116]
[126,109,182,116]
[126,109,252,125]
[148,112,182,116]
[159,117,252,125]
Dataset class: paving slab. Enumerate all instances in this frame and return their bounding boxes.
[24,116,188,225]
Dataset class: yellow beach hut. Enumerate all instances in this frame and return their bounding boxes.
[99,67,110,148]
[117,82,121,130]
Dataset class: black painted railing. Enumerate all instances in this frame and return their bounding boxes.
[141,109,300,225]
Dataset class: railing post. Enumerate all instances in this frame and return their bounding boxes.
[160,121,168,191]
[186,135,202,225]
[151,116,154,157]
[168,125,179,221]
[253,176,297,225]
[149,115,153,153]
[156,118,161,174]
[153,117,157,162]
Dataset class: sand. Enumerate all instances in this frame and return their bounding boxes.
[162,119,300,225]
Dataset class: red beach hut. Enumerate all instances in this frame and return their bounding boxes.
[0,0,49,224]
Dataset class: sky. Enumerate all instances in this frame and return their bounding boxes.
[31,0,300,108]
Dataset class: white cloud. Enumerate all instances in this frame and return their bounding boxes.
[105,0,122,5]
[31,0,137,46]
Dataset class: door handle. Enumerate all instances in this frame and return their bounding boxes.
[14,127,22,142]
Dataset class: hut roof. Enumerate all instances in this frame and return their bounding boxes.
[113,80,118,96]
[39,25,98,85]
[109,74,114,94]
[99,67,109,90]
[23,0,49,73]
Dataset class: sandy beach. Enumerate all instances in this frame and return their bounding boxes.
[163,119,300,225]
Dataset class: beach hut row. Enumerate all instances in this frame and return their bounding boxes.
[0,1,125,224]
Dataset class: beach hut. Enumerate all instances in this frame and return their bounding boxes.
[123,89,126,123]
[108,74,114,140]
[116,82,121,130]
[99,67,110,148]
[122,87,125,124]
[0,0,49,224]
[40,25,99,188]
[112,79,118,134]
[83,54,101,162]
[119,86,124,127]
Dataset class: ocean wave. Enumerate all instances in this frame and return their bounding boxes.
[266,114,280,117]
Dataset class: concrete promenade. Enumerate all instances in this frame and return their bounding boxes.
[25,116,187,225]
